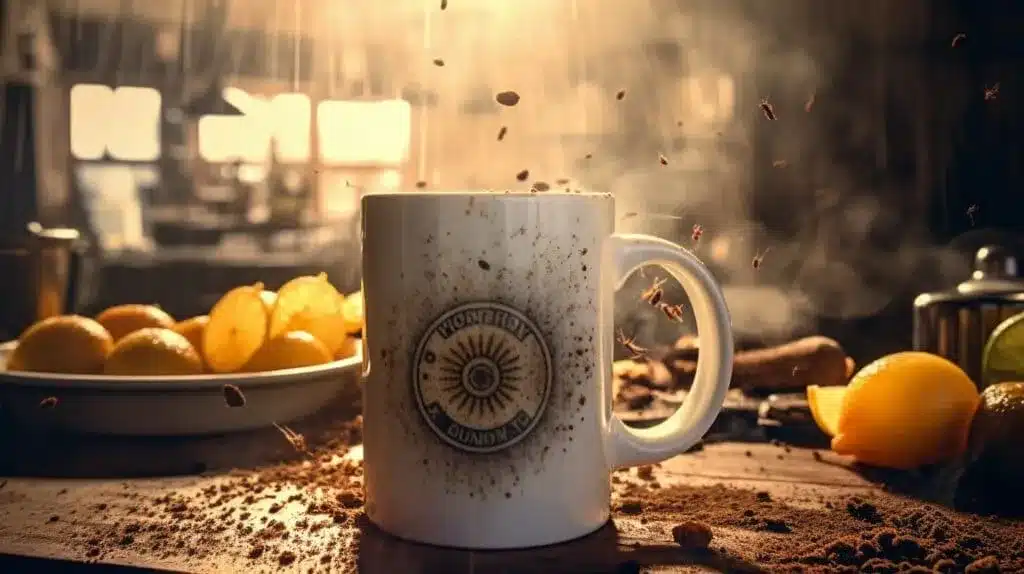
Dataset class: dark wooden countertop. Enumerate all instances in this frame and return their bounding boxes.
[0,437,876,574]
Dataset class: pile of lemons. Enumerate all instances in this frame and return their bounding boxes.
[6,273,364,377]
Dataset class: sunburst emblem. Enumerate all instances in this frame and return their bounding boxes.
[413,302,553,454]
[437,332,522,418]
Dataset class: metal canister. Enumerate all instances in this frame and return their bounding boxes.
[913,245,1024,387]
[0,222,85,340]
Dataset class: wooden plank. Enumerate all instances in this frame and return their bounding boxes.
[0,442,876,574]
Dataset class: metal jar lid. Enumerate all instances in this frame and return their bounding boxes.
[913,245,1024,387]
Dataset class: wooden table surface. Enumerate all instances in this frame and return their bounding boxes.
[0,385,881,574]
[0,427,879,574]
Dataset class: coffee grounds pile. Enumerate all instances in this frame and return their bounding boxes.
[43,420,1024,573]
[64,416,366,571]
[615,477,1024,573]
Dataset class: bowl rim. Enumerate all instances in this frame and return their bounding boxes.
[0,340,362,391]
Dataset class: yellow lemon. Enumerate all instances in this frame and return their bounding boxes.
[173,315,209,367]
[342,290,364,336]
[807,384,845,438]
[8,315,114,374]
[96,304,176,342]
[203,283,269,374]
[333,335,360,361]
[104,328,203,376]
[827,352,979,470]
[268,273,348,356]
[242,330,332,373]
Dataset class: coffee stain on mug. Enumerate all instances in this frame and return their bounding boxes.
[372,201,604,500]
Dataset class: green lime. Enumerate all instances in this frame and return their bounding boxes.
[981,312,1024,388]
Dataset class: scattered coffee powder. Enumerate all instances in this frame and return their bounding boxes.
[615,482,1024,572]
[432,58,444,67]
[55,415,365,570]
[515,169,530,182]
[41,412,1022,573]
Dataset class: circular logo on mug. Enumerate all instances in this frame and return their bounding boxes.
[413,302,553,454]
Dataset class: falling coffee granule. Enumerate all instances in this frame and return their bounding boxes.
[951,33,967,47]
[515,169,530,181]
[616,90,626,100]
[659,154,668,166]
[477,260,491,271]
[497,126,507,141]
[495,91,521,107]
[415,180,427,188]
[440,0,447,9]
[432,58,444,67]
[759,98,777,120]
[672,521,713,550]
[223,384,246,408]
[38,396,58,409]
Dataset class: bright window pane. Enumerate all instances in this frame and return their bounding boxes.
[107,87,161,161]
[70,84,112,160]
[70,84,161,161]
[318,99,411,166]
[197,115,271,163]
[270,93,311,162]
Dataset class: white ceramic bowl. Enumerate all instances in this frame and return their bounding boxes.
[0,341,362,436]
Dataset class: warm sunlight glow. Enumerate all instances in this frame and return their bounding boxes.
[269,94,312,162]
[70,82,160,159]
[317,99,411,166]
[70,84,161,161]
[197,90,311,163]
[107,87,162,161]
[198,115,271,162]
[680,73,736,125]
[70,84,109,160]
[71,82,159,159]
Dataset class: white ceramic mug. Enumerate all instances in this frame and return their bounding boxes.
[361,191,733,549]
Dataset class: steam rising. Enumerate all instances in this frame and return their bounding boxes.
[36,0,973,342]
[342,0,966,342]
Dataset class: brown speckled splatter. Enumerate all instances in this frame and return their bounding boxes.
[362,193,615,504]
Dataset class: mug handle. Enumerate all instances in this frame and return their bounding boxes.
[604,233,734,469]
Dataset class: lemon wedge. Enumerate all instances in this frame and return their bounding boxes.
[807,384,845,438]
